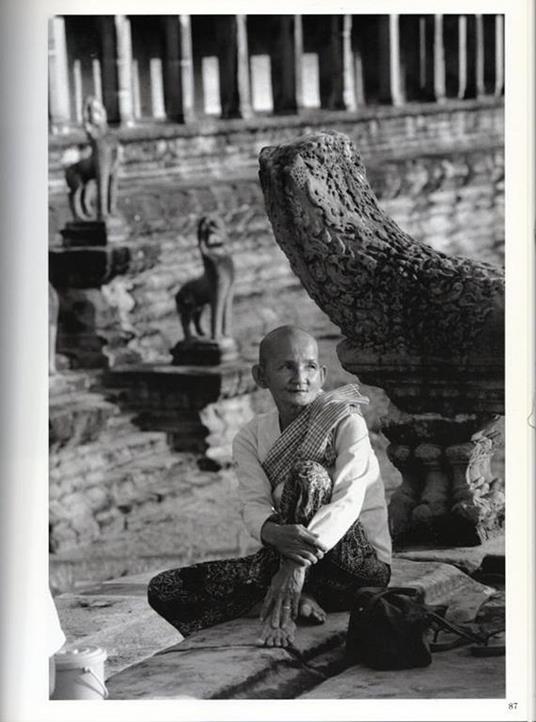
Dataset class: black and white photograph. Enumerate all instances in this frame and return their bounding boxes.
[0,1,533,720]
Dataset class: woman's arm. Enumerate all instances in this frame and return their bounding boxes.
[306,412,380,550]
[233,424,325,566]
[233,425,276,542]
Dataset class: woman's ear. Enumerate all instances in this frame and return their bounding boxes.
[252,364,267,389]
[320,364,327,386]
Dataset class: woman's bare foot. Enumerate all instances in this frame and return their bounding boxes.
[298,593,327,624]
[257,619,297,648]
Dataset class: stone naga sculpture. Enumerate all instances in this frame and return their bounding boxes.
[175,215,235,342]
[65,96,119,221]
[258,131,505,546]
[258,131,504,365]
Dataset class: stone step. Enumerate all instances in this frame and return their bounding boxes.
[50,464,258,592]
[49,370,101,396]
[50,434,176,561]
[101,558,498,700]
[394,534,505,575]
[49,392,120,450]
[50,429,170,493]
[54,571,183,679]
[299,646,504,699]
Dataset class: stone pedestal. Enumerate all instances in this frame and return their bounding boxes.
[104,363,257,468]
[49,239,158,369]
[60,218,127,247]
[338,346,504,548]
[171,337,239,366]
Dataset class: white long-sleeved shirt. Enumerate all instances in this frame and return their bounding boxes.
[232,408,392,565]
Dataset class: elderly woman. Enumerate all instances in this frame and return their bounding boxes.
[148,325,391,647]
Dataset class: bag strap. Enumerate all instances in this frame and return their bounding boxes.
[426,609,487,645]
[354,586,488,646]
[356,586,421,614]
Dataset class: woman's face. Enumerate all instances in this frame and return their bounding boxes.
[260,333,326,415]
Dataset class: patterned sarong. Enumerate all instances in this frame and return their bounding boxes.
[147,384,389,637]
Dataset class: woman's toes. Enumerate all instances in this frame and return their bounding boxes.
[299,595,326,624]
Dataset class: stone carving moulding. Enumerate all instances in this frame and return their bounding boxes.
[259,131,504,546]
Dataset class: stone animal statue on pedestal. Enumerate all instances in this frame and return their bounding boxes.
[65,96,119,221]
[175,215,235,342]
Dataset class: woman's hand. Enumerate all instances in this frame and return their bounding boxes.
[260,560,306,629]
[261,521,327,567]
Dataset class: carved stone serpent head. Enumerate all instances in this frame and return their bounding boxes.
[258,130,504,369]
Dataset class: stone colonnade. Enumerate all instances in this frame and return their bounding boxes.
[48,14,504,132]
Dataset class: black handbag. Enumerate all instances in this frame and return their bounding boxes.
[345,586,485,671]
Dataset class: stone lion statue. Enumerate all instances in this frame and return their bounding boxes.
[65,96,119,221]
[175,215,235,341]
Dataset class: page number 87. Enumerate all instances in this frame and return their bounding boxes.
[508,702,518,710]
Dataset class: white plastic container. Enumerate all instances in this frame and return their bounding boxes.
[52,646,108,700]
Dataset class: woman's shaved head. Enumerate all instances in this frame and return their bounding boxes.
[258,325,318,367]
[252,325,326,423]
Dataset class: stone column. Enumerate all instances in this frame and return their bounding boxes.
[352,21,365,107]
[494,14,504,97]
[419,16,427,92]
[48,16,71,132]
[236,15,252,119]
[179,15,195,123]
[218,16,252,119]
[379,15,404,105]
[114,15,135,126]
[272,16,297,114]
[322,16,344,109]
[73,59,83,123]
[475,14,485,98]
[389,14,404,106]
[342,15,357,111]
[457,15,468,99]
[100,16,120,125]
[162,17,181,122]
[294,15,304,111]
[92,58,103,104]
[433,14,446,103]
[149,58,166,119]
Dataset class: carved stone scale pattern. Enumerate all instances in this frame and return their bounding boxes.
[259,130,504,362]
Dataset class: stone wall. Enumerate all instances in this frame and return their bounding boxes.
[49,100,504,368]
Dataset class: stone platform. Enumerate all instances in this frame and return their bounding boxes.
[55,553,504,699]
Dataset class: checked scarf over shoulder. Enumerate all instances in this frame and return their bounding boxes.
[261,384,369,490]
